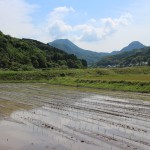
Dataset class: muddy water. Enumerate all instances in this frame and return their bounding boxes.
[0,83,150,150]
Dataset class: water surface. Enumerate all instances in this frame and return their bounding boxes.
[0,83,150,150]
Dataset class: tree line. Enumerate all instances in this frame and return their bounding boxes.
[96,47,150,67]
[0,31,87,70]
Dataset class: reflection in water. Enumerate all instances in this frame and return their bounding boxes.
[0,84,150,150]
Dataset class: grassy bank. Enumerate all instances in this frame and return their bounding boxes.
[0,66,150,93]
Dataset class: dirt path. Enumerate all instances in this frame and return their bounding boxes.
[0,83,150,150]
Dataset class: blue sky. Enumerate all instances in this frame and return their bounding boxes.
[0,0,150,52]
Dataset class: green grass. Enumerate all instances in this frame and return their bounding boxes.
[0,66,150,93]
[48,77,150,93]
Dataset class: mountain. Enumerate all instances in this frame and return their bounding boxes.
[96,41,148,67]
[120,41,145,52]
[49,39,146,66]
[111,41,145,55]
[0,31,87,70]
[96,46,150,67]
[49,39,108,65]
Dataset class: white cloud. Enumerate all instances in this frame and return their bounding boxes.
[100,13,132,39]
[45,7,74,40]
[47,20,72,39]
[45,7,132,42]
[0,0,38,37]
[50,6,75,17]
[0,1,133,52]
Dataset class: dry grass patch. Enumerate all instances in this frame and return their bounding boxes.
[0,99,33,116]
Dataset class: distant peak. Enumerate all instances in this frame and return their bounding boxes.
[131,41,140,43]
[120,41,146,52]
[53,39,71,42]
[128,41,144,46]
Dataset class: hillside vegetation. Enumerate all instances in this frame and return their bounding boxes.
[96,47,150,67]
[120,41,145,52]
[49,39,108,65]
[49,39,147,66]
[0,31,87,70]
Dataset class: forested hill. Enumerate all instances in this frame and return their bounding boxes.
[96,47,150,67]
[0,31,87,70]
[49,39,108,65]
[111,41,146,55]
[49,39,146,66]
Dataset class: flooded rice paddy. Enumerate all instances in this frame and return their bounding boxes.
[0,83,150,150]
